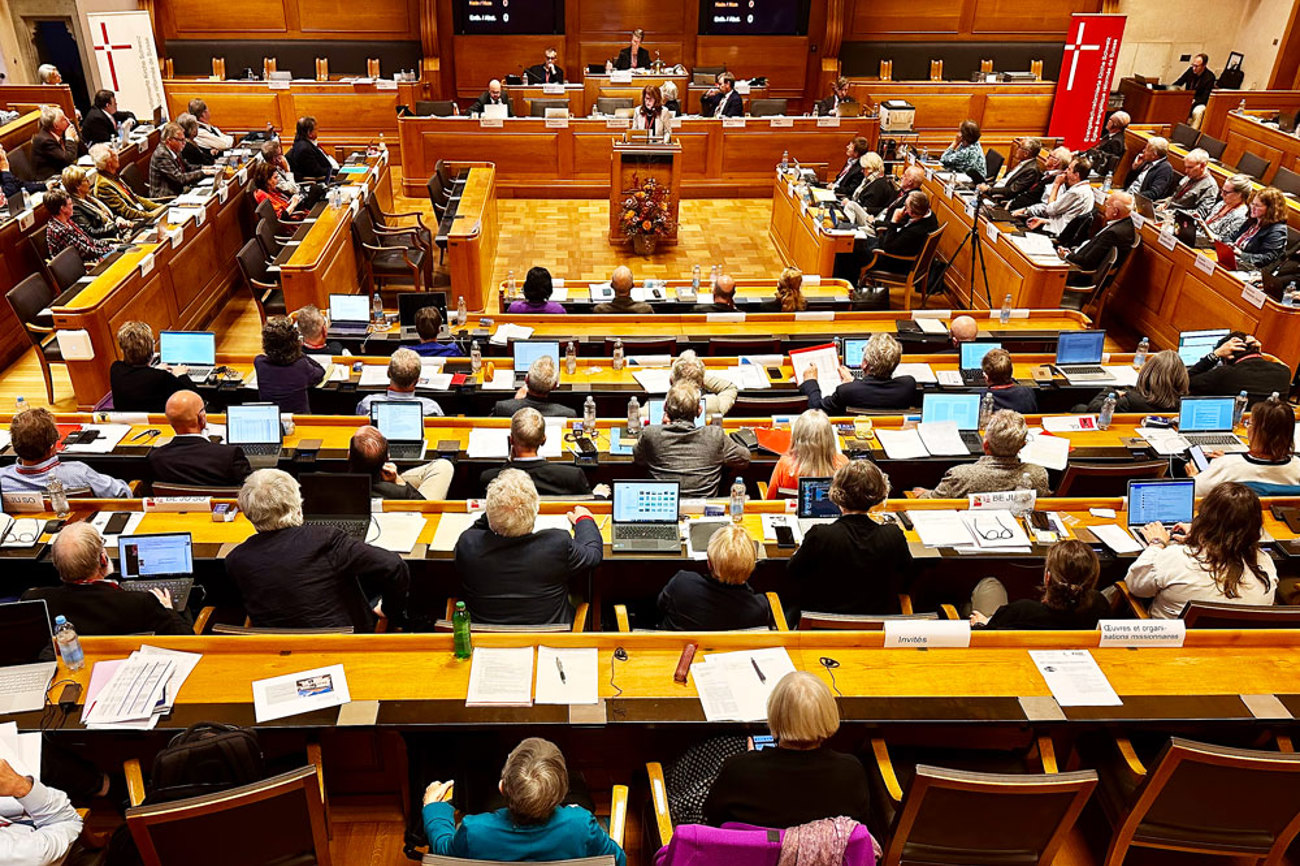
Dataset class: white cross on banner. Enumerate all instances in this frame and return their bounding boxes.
[87,11,165,122]
[1047,13,1127,151]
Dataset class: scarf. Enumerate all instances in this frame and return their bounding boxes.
[776,816,866,866]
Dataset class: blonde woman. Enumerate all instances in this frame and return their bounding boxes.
[773,266,807,312]
[62,165,127,241]
[766,409,847,498]
[851,151,895,213]
[657,523,769,630]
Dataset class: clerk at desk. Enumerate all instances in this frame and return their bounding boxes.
[525,49,565,84]
[470,80,515,117]
[700,72,743,118]
[615,29,651,71]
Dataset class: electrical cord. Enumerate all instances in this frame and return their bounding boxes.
[819,656,843,697]
[609,647,628,697]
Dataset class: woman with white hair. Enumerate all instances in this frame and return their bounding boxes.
[225,469,410,631]
[765,409,847,498]
[453,469,602,624]
[657,523,769,630]
[851,151,895,213]
[912,409,1050,498]
[668,350,737,417]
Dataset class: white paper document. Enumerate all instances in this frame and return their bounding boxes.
[535,646,599,705]
[715,365,772,390]
[691,648,797,722]
[632,369,672,393]
[761,513,803,544]
[136,645,202,708]
[84,656,175,726]
[89,511,146,548]
[358,366,390,387]
[481,369,517,391]
[917,421,968,457]
[1018,432,1070,470]
[368,512,426,553]
[959,509,1031,549]
[429,511,479,552]
[1029,650,1122,706]
[489,323,536,346]
[466,646,535,707]
[875,428,929,459]
[1090,523,1142,554]
[893,363,938,384]
[252,664,352,722]
[936,370,964,387]
[908,509,976,548]
[1101,365,1140,387]
[1136,427,1190,455]
[914,318,948,335]
[467,428,510,458]
[1041,414,1100,433]
[789,345,840,386]
[63,424,131,454]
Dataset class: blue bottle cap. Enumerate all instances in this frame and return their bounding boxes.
[54,615,67,625]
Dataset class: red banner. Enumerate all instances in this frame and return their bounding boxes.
[1048,13,1127,151]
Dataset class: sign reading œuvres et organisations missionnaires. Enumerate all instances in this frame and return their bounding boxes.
[1048,14,1127,151]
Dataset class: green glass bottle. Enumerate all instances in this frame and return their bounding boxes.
[453,601,472,660]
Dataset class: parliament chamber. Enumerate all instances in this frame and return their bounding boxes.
[9,0,1300,864]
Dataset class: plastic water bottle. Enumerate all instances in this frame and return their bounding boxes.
[1098,392,1117,430]
[811,102,819,117]
[54,616,84,671]
[456,296,468,326]
[999,293,1013,325]
[627,396,642,435]
[1237,98,1247,113]
[692,264,701,292]
[611,338,625,371]
[20,189,30,212]
[1134,336,1149,368]
[979,391,995,429]
[1233,390,1249,428]
[469,339,482,373]
[15,395,26,413]
[378,132,387,152]
[565,341,578,375]
[605,59,613,74]
[506,269,516,299]
[1284,281,1300,307]
[583,396,597,432]
[730,478,746,523]
[780,149,789,172]
[48,477,69,518]
[452,601,472,661]
[1101,172,1113,193]
[370,291,384,324]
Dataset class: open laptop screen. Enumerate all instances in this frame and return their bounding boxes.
[797,477,841,519]
[612,481,679,524]
[1055,330,1105,365]
[226,404,281,446]
[398,292,448,327]
[1127,480,1195,527]
[370,400,424,443]
[959,341,1000,371]
[329,294,370,324]
[159,331,215,366]
[1179,397,1235,432]
[300,473,371,518]
[648,398,706,428]
[922,394,981,430]
[842,338,869,367]
[119,533,193,578]
[0,600,53,666]
[513,341,561,373]
[1177,329,1229,365]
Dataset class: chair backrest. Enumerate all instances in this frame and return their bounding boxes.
[529,98,570,117]
[28,231,49,265]
[602,336,676,354]
[125,765,332,866]
[1237,150,1271,180]
[652,822,874,866]
[351,208,380,248]
[1067,247,1119,297]
[6,273,56,345]
[432,620,574,633]
[254,219,282,260]
[1056,459,1167,497]
[706,337,781,356]
[886,765,1096,866]
[237,237,272,286]
[909,226,947,288]
[121,161,149,196]
[748,98,788,117]
[252,196,287,235]
[597,97,635,115]
[1127,737,1300,860]
[799,611,939,630]
[985,147,1005,179]
[435,159,454,189]
[211,625,355,635]
[1273,166,1300,197]
[1056,212,1095,249]
[1196,133,1227,161]
[733,395,812,415]
[46,246,86,292]
[6,146,34,181]
[1171,123,1200,149]
[1181,602,1300,628]
[152,482,244,498]
[417,100,457,117]
[424,856,614,866]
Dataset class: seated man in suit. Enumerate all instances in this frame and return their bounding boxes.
[526,48,565,84]
[981,137,1042,203]
[700,72,743,118]
[355,348,444,416]
[0,144,46,200]
[1125,137,1175,201]
[411,306,462,358]
[470,80,515,117]
[22,522,192,635]
[348,425,453,500]
[294,304,344,355]
[801,332,916,413]
[593,265,653,314]
[30,105,82,179]
[227,469,410,631]
[1083,111,1129,177]
[869,190,940,274]
[491,355,576,418]
[815,77,856,117]
[615,29,651,70]
[148,390,252,488]
[187,97,235,152]
[480,408,597,497]
[830,136,870,198]
[1058,190,1136,286]
[1015,156,1094,236]
[1007,145,1071,211]
[148,121,206,199]
[1160,148,1219,216]
[0,408,131,498]
[454,468,602,624]
[80,89,135,146]
[874,165,925,231]
[286,115,337,180]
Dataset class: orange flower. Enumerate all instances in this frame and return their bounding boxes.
[642,220,652,230]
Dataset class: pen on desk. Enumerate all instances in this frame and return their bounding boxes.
[598,516,609,530]
[750,658,766,683]
[129,429,159,442]
[555,657,566,684]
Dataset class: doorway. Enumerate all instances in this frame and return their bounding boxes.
[32,18,90,115]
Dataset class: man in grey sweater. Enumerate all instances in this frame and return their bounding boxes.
[633,382,751,497]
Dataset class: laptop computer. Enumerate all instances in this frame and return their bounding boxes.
[118,532,195,609]
[369,400,427,461]
[1177,329,1230,366]
[513,340,561,386]
[225,403,284,468]
[1127,479,1195,548]
[0,600,57,714]
[922,393,983,453]
[1054,330,1113,383]
[158,331,216,382]
[646,397,706,427]
[398,292,448,340]
[842,338,869,379]
[328,294,371,336]
[797,477,841,533]
[300,472,373,539]
[1178,396,1247,451]
[1134,194,1157,221]
[611,480,682,553]
[958,341,1001,386]
[1212,240,1238,270]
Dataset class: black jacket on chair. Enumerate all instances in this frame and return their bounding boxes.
[147,435,252,488]
[1066,216,1135,280]
[615,47,651,70]
[286,137,333,180]
[21,582,192,635]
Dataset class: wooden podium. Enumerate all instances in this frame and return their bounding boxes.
[609,137,682,246]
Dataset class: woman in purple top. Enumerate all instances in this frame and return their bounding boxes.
[507,266,567,315]
[254,315,325,414]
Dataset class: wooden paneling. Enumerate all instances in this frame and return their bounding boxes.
[453,36,562,98]
[158,0,419,40]
[969,0,1098,34]
[845,81,1056,151]
[299,0,417,35]
[850,0,961,37]
[846,0,1100,39]
[164,0,287,35]
[1202,90,1300,141]
[695,36,809,94]
[577,1,685,34]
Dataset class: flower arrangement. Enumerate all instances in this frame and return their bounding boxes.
[620,174,675,238]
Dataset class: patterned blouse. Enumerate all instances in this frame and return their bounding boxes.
[939,142,988,179]
[46,217,115,265]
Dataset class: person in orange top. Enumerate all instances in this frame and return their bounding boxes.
[249,159,301,219]
[766,409,848,499]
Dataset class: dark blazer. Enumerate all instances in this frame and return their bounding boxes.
[147,436,252,488]
[593,296,654,314]
[815,95,857,116]
[22,581,192,636]
[982,594,1109,630]
[490,394,577,418]
[657,570,770,631]
[479,458,591,497]
[453,513,603,624]
[787,514,913,616]
[31,129,80,179]
[831,158,864,199]
[1066,216,1135,280]
[181,140,216,167]
[703,746,871,829]
[1082,388,1177,414]
[874,189,912,229]
[1230,220,1289,270]
[70,197,120,241]
[985,383,1038,414]
[664,99,682,115]
[853,175,895,213]
[469,91,515,117]
[989,161,1043,203]
[1008,170,1055,210]
[1130,158,1175,200]
[79,107,118,145]
[800,374,917,413]
[525,63,565,84]
[1188,355,1292,407]
[286,137,333,180]
[110,362,195,413]
[876,211,940,272]
[254,354,325,414]
[615,47,651,70]
[0,170,44,199]
[700,89,743,118]
[1084,132,1126,175]
[225,524,409,631]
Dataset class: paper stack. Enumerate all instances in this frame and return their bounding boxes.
[83,647,200,729]
[690,648,797,721]
[466,646,535,707]
[489,323,536,346]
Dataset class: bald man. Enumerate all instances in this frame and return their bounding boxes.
[1059,191,1136,288]
[950,315,979,345]
[470,79,514,117]
[348,425,453,500]
[709,273,738,311]
[147,390,252,487]
[594,265,653,314]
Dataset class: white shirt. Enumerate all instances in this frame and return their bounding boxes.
[1024,180,1094,235]
[1193,453,1300,496]
[194,121,234,152]
[0,780,82,866]
[1125,542,1277,619]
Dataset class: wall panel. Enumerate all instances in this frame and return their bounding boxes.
[159,0,419,41]
[846,0,1101,39]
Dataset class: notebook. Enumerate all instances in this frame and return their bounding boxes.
[225,403,283,468]
[959,341,1000,386]
[158,331,215,381]
[0,600,56,714]
[329,294,371,335]
[1126,479,1195,548]
[369,400,427,461]
[922,393,983,453]
[1178,396,1247,451]
[117,532,195,609]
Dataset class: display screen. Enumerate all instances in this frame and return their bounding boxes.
[613,481,679,523]
[120,534,193,578]
[1128,481,1194,527]
[922,394,980,431]
[959,341,1000,370]
[1179,397,1234,432]
[160,331,215,365]
[455,0,564,35]
[699,0,809,35]
[1055,331,1105,365]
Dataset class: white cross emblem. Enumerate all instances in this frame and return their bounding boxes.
[1062,21,1101,90]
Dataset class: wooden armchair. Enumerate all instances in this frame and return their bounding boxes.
[857,225,946,311]
[612,591,787,633]
[436,598,589,633]
[1059,246,1117,313]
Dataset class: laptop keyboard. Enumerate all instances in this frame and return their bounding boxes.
[1183,433,1245,447]
[959,431,983,452]
[960,370,987,386]
[241,444,282,456]
[124,578,193,609]
[615,524,679,542]
[388,443,425,460]
[307,518,370,539]
[0,667,51,696]
[1061,365,1106,377]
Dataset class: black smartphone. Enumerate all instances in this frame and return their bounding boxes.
[1188,444,1210,473]
[775,524,796,548]
[103,512,132,535]
[576,437,597,454]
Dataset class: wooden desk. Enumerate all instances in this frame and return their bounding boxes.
[445,165,499,312]
[0,110,39,155]
[0,84,75,121]
[507,83,585,119]
[162,78,425,164]
[397,116,878,199]
[496,276,855,312]
[921,172,1068,311]
[1220,112,1300,185]
[1118,77,1194,127]
[769,176,855,277]
[278,154,392,312]
[1201,89,1300,140]
[845,79,1057,152]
